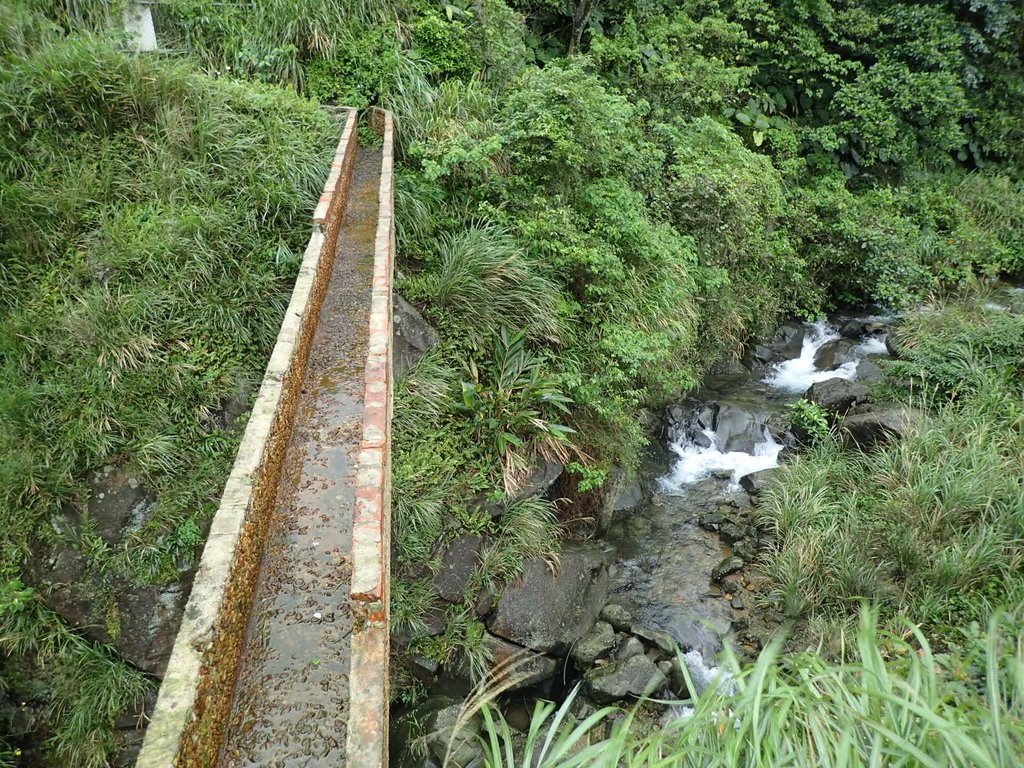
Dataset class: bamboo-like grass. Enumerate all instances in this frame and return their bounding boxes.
[459,610,1024,768]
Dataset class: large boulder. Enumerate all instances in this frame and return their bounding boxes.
[433,534,484,603]
[804,378,870,415]
[393,293,440,379]
[26,467,192,677]
[711,404,771,454]
[487,542,608,656]
[583,654,667,704]
[813,338,859,370]
[446,633,558,692]
[841,404,922,448]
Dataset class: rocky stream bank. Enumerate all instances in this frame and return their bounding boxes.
[391,303,936,767]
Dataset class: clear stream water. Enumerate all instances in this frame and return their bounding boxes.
[608,313,891,690]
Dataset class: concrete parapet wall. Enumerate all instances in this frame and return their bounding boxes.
[346,107,395,768]
[135,107,359,768]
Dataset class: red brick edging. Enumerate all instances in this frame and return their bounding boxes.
[346,107,395,768]
[134,108,360,768]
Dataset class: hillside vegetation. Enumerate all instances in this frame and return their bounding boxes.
[0,3,335,764]
[1,0,1023,764]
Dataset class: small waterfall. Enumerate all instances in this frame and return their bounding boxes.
[660,423,782,492]
[764,321,886,393]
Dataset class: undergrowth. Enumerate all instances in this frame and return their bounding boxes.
[464,609,1024,767]
[1,5,335,763]
[759,297,1024,645]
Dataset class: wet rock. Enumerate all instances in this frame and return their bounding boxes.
[434,534,483,603]
[26,469,191,677]
[393,293,440,379]
[731,595,745,610]
[855,358,885,384]
[772,322,807,359]
[713,405,769,453]
[572,622,616,669]
[513,458,564,502]
[804,378,870,415]
[719,523,746,544]
[711,556,745,583]
[487,542,608,655]
[599,603,634,632]
[584,654,668,704]
[841,404,922,449]
[733,539,759,563]
[423,698,484,768]
[739,469,774,495]
[614,636,645,661]
[630,624,677,658]
[698,511,725,532]
[814,338,859,370]
[668,658,692,699]
[839,319,866,338]
[742,344,774,369]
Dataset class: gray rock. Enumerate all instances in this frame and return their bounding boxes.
[487,542,608,655]
[733,539,758,563]
[630,624,677,658]
[814,338,859,370]
[572,622,616,669]
[719,523,746,544]
[711,556,745,583]
[772,322,807,360]
[599,603,634,631]
[584,654,668,704]
[804,378,870,415]
[614,636,645,661]
[841,404,922,449]
[739,469,774,495]
[394,293,440,379]
[513,458,564,502]
[26,469,190,677]
[608,472,645,515]
[839,319,866,338]
[446,633,558,692]
[855,358,885,383]
[433,534,484,603]
[731,595,745,610]
[668,658,692,699]
[423,698,484,768]
[713,405,769,453]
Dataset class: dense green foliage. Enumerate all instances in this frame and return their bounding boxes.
[2,0,1024,762]
[0,3,335,763]
[468,610,1024,767]
[154,0,1024,698]
[760,295,1024,644]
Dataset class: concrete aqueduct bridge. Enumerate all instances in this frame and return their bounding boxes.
[136,107,394,768]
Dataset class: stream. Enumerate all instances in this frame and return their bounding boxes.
[603,311,893,671]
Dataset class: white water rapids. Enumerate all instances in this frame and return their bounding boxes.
[660,319,888,492]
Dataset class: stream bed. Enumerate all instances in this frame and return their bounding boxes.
[603,311,893,668]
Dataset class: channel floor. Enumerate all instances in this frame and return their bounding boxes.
[218,146,382,768]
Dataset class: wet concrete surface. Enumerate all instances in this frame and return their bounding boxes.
[218,147,381,768]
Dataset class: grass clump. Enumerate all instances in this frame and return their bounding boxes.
[1,9,336,763]
[758,297,1024,641]
[468,609,1024,767]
